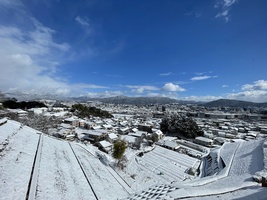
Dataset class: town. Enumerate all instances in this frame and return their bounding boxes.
[0,97,267,199]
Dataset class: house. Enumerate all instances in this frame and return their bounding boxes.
[75,128,106,142]
[163,140,179,150]
[60,123,73,130]
[84,121,96,129]
[131,128,138,132]
[92,125,102,130]
[64,117,79,126]
[194,136,213,147]
[96,140,113,153]
[121,135,137,147]
[152,129,164,140]
[138,124,152,133]
[118,127,130,135]
[102,124,113,130]
[128,131,147,138]
[107,133,119,143]
[66,134,76,141]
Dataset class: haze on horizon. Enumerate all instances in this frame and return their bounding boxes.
[0,0,267,102]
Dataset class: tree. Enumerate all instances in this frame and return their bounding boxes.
[160,114,203,139]
[112,140,127,169]
[71,104,113,118]
[112,140,127,160]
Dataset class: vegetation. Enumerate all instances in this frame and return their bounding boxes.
[2,100,47,109]
[112,140,127,169]
[112,140,127,160]
[160,114,204,139]
[71,104,113,118]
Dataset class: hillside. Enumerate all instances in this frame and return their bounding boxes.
[0,118,266,199]
[73,96,199,105]
[204,99,267,108]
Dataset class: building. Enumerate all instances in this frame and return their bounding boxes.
[194,136,213,147]
[96,140,113,153]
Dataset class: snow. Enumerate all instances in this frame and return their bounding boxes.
[35,135,96,200]
[0,120,131,200]
[0,120,39,200]
[168,139,265,199]
[71,144,131,199]
[1,118,266,200]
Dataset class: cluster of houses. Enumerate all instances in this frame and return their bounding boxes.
[51,114,164,153]
[2,101,266,160]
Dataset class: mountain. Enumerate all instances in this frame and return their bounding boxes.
[204,99,267,108]
[72,96,199,105]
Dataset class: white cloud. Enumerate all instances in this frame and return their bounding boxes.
[222,85,229,88]
[195,72,204,76]
[191,76,211,81]
[86,91,124,98]
[75,16,90,26]
[191,75,218,81]
[0,21,109,98]
[0,0,23,8]
[0,22,73,95]
[126,85,160,94]
[181,95,223,102]
[75,16,92,35]
[228,90,267,103]
[72,83,108,90]
[215,0,238,22]
[159,72,172,76]
[162,83,185,92]
[241,80,267,91]
[222,80,267,102]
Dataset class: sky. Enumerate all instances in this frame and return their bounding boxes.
[0,0,267,102]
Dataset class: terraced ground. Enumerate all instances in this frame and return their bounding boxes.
[1,118,263,200]
[139,145,200,181]
[0,119,131,200]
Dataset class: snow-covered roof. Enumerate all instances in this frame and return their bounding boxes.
[99,140,112,148]
[164,140,179,149]
[195,136,213,143]
[128,131,146,138]
[108,133,118,140]
[64,116,78,122]
[103,124,113,129]
[122,135,136,144]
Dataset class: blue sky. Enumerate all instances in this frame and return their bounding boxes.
[0,0,267,102]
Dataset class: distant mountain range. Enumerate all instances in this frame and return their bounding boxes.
[72,96,197,105]
[2,92,267,108]
[74,96,267,108]
[204,99,267,108]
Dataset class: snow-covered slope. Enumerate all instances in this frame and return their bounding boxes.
[1,119,266,200]
[0,120,39,200]
[0,120,131,200]
[126,139,265,199]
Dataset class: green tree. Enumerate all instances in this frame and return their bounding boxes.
[160,114,203,139]
[112,140,127,161]
[71,104,113,118]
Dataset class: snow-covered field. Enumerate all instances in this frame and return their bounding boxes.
[1,119,266,200]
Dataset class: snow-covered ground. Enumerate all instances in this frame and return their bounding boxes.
[0,120,39,200]
[1,119,266,200]
[126,139,266,199]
